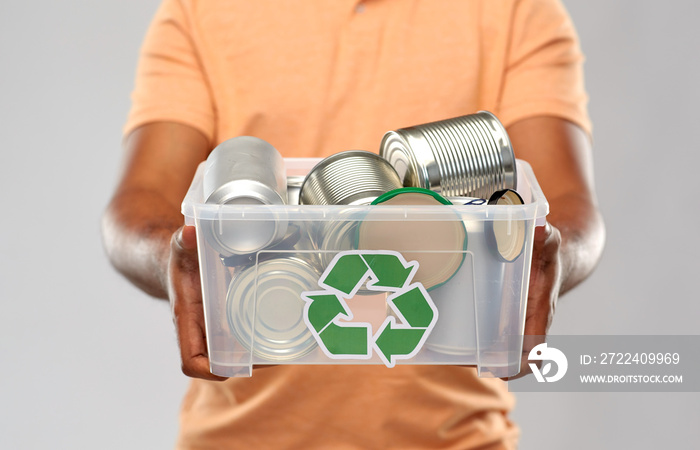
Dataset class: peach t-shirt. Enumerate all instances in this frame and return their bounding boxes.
[125,0,589,448]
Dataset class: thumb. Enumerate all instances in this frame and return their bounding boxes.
[533,222,552,244]
[175,225,198,251]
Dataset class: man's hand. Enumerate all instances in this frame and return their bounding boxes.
[525,222,562,338]
[503,117,606,380]
[102,122,226,380]
[505,222,562,380]
[168,225,228,381]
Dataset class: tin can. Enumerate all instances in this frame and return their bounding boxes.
[226,257,321,361]
[380,111,517,199]
[202,136,288,256]
[299,150,403,206]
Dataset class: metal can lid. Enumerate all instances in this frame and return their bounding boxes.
[357,189,467,290]
[227,257,321,360]
[487,188,526,262]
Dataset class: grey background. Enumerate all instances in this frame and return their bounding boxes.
[1,0,698,448]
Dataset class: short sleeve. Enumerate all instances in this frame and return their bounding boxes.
[123,0,215,142]
[498,0,591,135]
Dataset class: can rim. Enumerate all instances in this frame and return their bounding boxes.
[371,187,453,206]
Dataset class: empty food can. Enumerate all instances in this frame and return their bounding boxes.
[299,150,403,206]
[380,111,517,199]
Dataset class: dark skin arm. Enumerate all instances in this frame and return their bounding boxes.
[505,116,606,377]
[102,122,225,381]
[102,117,604,381]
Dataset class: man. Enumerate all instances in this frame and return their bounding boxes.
[102,1,605,448]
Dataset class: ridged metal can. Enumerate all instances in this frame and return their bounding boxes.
[308,210,363,270]
[299,150,403,206]
[226,257,321,361]
[202,136,288,256]
[380,111,517,199]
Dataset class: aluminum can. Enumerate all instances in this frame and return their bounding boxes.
[380,111,517,199]
[202,136,288,256]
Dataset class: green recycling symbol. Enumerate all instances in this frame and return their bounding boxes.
[301,250,438,368]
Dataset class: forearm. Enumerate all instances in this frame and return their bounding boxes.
[547,191,606,296]
[506,116,605,298]
[101,123,211,299]
[102,188,183,299]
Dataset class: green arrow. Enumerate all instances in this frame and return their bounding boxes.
[304,294,346,333]
[362,253,415,289]
[320,253,369,295]
[374,321,426,365]
[319,323,369,355]
[391,285,435,327]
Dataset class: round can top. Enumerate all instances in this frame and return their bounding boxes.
[487,188,527,262]
[227,257,320,361]
[358,189,467,290]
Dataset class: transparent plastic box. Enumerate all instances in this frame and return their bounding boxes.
[182,158,548,378]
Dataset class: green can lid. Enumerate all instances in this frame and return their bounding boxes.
[359,187,466,290]
[371,187,453,206]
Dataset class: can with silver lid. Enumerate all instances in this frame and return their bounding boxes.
[226,256,321,361]
[299,150,403,206]
[380,111,517,199]
[202,136,288,256]
[299,150,403,273]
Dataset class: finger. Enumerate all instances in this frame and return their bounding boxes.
[174,225,198,251]
[533,221,552,242]
[171,283,227,381]
[169,227,227,382]
[175,304,227,381]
